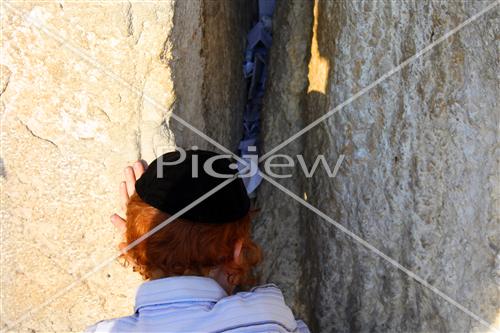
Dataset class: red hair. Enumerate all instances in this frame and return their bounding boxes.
[123,192,262,286]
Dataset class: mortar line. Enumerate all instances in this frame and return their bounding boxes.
[258,0,499,163]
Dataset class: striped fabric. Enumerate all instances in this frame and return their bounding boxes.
[86,276,310,333]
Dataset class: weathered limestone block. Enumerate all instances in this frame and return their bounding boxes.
[1,1,253,331]
[260,0,499,332]
[169,0,251,151]
[0,2,176,331]
[253,0,313,317]
[2,0,498,332]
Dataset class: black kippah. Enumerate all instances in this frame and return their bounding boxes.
[135,149,250,224]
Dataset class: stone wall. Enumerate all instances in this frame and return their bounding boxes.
[257,0,499,332]
[1,2,176,331]
[253,0,313,318]
[167,0,252,151]
[1,0,498,332]
[1,1,250,331]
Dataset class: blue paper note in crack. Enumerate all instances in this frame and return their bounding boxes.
[247,21,272,49]
[237,158,262,196]
[238,0,275,195]
[259,0,276,17]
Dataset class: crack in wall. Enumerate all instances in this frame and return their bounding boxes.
[0,65,12,97]
[168,0,252,151]
[20,120,59,149]
[126,1,134,38]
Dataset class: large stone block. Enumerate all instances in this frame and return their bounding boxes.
[2,0,498,332]
[1,0,253,331]
[257,0,499,332]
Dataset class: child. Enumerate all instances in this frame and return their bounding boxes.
[86,149,309,332]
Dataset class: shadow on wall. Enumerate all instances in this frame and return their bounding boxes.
[167,0,255,152]
[300,0,338,331]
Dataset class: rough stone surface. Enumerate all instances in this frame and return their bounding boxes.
[258,1,499,332]
[253,0,313,317]
[1,1,253,332]
[1,0,499,332]
[169,0,252,151]
[1,1,173,332]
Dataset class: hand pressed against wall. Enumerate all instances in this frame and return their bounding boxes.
[110,161,147,262]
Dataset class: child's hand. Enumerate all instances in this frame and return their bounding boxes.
[110,161,147,254]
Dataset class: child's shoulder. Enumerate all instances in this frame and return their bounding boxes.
[249,283,285,297]
[215,283,290,315]
[225,284,310,333]
[249,283,282,292]
[229,283,285,300]
[84,316,137,333]
[84,319,114,333]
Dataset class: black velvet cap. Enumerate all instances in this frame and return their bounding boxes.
[135,149,250,224]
